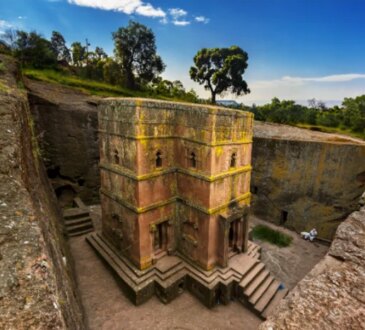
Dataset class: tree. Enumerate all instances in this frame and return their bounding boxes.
[71,42,86,67]
[189,46,250,104]
[51,31,71,63]
[13,30,57,68]
[0,29,17,52]
[95,46,107,60]
[112,21,165,89]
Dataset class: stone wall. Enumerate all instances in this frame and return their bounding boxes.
[252,122,365,240]
[259,205,365,329]
[27,79,99,205]
[0,55,85,329]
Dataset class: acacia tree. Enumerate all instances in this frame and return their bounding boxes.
[190,46,250,103]
[112,21,165,89]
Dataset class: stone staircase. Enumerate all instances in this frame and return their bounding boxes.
[86,232,288,319]
[63,197,94,237]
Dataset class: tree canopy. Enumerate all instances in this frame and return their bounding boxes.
[112,21,165,89]
[189,46,250,103]
[51,31,71,63]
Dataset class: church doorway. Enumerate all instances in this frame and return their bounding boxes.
[228,219,239,252]
[153,221,168,257]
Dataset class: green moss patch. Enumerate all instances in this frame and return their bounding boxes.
[252,224,293,247]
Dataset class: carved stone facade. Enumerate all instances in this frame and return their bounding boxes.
[98,98,253,271]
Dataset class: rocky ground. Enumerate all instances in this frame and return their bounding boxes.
[250,216,328,290]
[254,121,365,145]
[260,206,365,330]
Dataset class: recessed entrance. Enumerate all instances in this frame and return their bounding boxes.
[280,210,288,225]
[228,219,239,252]
[153,221,168,257]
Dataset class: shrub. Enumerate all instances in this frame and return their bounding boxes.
[252,224,293,247]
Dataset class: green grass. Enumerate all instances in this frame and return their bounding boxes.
[296,123,365,140]
[22,68,203,104]
[252,224,293,247]
[23,68,138,97]
[23,68,159,98]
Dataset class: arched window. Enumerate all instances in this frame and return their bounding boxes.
[190,152,196,168]
[156,151,162,168]
[230,153,237,168]
[114,150,120,164]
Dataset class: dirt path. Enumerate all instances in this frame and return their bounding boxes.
[69,206,261,330]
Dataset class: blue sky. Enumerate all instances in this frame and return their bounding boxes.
[1,0,365,105]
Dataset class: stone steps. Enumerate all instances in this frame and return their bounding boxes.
[244,269,270,297]
[254,279,281,313]
[64,216,92,226]
[63,200,94,237]
[68,227,94,237]
[63,208,90,220]
[67,221,94,234]
[249,275,274,305]
[261,287,288,319]
[239,263,265,289]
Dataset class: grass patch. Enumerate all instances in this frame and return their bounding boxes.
[22,68,185,102]
[252,224,293,247]
[296,123,365,140]
[23,68,142,97]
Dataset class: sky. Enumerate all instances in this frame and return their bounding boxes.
[1,0,365,105]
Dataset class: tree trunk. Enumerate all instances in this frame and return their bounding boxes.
[211,92,216,104]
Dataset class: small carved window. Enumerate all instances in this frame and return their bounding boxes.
[156,151,162,168]
[230,153,237,168]
[114,150,120,164]
[190,152,196,168]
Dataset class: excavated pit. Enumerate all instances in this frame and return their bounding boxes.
[1,53,364,329]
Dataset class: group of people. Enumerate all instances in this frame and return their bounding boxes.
[301,228,318,242]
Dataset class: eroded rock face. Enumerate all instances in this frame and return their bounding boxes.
[259,206,365,330]
[26,79,100,205]
[252,122,365,240]
[0,55,84,329]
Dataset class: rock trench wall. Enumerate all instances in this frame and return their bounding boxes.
[0,55,85,329]
[251,136,365,240]
[27,80,99,206]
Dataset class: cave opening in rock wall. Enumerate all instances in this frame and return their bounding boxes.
[280,210,288,225]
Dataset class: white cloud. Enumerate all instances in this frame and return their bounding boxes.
[0,20,13,33]
[172,20,190,26]
[159,17,168,24]
[169,8,187,19]
[251,73,365,90]
[282,73,365,83]
[17,16,27,20]
[67,0,166,17]
[195,16,209,24]
[168,8,191,26]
